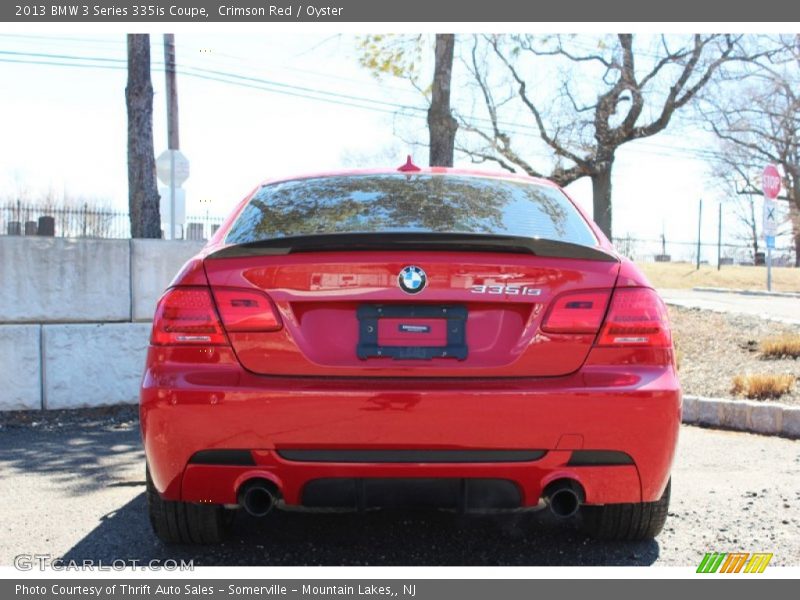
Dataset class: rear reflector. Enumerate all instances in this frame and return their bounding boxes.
[541,290,611,334]
[596,287,671,347]
[212,287,282,332]
[151,287,227,345]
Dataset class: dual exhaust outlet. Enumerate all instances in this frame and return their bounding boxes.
[238,479,277,517]
[237,477,584,518]
[543,479,584,518]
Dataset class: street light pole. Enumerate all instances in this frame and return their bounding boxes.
[696,198,703,270]
[163,34,179,240]
[717,202,722,270]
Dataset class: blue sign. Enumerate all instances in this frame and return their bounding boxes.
[765,235,775,249]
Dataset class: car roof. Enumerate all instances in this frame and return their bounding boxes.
[258,165,561,190]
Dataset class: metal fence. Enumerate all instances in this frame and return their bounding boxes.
[0,201,225,241]
[611,235,797,267]
[2,201,796,265]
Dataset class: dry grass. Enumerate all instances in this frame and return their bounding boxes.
[638,262,800,293]
[731,374,796,400]
[672,336,683,371]
[670,306,800,405]
[760,335,800,359]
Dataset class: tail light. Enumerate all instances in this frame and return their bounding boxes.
[212,288,282,332]
[542,290,611,334]
[151,287,227,345]
[596,287,671,347]
[151,287,283,346]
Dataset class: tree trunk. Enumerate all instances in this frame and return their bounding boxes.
[427,34,458,167]
[591,165,613,240]
[126,34,161,239]
[793,231,800,268]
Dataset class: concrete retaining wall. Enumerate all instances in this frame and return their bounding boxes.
[132,239,204,321]
[42,323,151,409]
[0,325,41,410]
[0,237,204,411]
[0,237,131,323]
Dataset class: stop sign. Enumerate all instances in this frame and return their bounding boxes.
[762,164,781,199]
[156,150,190,187]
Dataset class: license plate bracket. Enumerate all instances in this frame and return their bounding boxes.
[356,304,467,360]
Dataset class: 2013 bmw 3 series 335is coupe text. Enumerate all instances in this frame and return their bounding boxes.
[140,160,680,545]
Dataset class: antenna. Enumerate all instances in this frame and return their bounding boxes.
[397,155,421,173]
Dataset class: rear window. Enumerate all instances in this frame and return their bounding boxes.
[225,174,598,247]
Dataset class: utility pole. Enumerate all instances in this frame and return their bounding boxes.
[164,33,179,240]
[717,202,722,271]
[696,199,703,270]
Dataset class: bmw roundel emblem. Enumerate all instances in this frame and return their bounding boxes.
[398,265,427,294]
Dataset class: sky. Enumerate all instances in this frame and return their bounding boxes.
[0,32,787,259]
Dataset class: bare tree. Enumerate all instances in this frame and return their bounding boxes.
[711,157,762,261]
[126,34,161,238]
[458,34,758,239]
[701,35,800,264]
[358,34,457,166]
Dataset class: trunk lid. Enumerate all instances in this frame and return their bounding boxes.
[204,242,620,378]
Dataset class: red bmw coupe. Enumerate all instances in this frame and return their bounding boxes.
[141,161,680,544]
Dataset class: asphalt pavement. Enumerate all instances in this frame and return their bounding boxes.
[0,409,798,567]
[659,288,800,325]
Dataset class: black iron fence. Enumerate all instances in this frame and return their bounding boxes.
[0,201,225,241]
[1,201,795,265]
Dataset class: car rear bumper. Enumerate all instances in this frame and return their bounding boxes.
[140,347,681,508]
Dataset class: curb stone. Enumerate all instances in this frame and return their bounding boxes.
[692,286,800,299]
[683,394,800,439]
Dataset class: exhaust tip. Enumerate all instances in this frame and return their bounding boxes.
[543,479,584,518]
[238,480,277,517]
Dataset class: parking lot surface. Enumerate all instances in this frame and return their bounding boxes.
[660,288,800,325]
[0,409,798,567]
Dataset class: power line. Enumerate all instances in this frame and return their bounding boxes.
[0,32,422,97]
[0,47,733,164]
[0,49,426,113]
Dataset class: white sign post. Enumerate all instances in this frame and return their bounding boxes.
[761,165,781,292]
[156,149,190,239]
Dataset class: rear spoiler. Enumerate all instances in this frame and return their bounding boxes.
[206,232,619,262]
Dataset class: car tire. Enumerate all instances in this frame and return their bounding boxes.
[579,479,670,541]
[146,466,233,544]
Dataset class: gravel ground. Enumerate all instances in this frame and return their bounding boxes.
[0,404,138,431]
[0,409,798,567]
[670,306,800,405]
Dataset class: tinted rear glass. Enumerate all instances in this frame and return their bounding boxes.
[225,174,597,247]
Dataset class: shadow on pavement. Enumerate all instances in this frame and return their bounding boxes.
[62,494,660,566]
[1,412,659,566]
[0,424,144,495]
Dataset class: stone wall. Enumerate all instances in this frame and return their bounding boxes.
[0,237,204,410]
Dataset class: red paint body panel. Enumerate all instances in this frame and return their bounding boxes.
[204,252,620,377]
[141,168,681,514]
[141,346,680,505]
